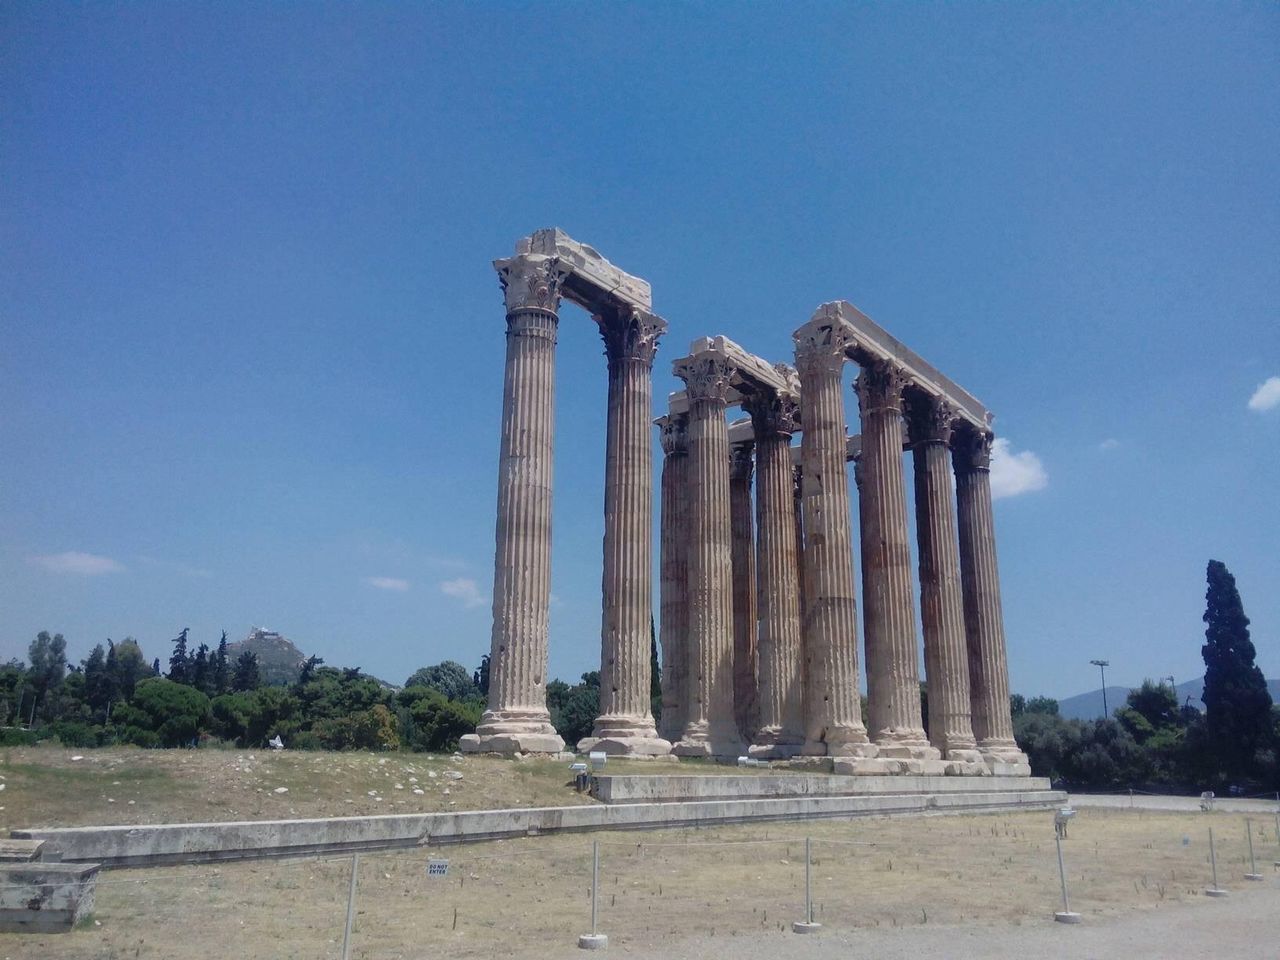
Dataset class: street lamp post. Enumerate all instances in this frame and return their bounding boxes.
[1090,660,1111,718]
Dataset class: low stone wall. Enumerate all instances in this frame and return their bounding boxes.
[591,774,1051,803]
[15,787,1065,869]
[0,862,100,933]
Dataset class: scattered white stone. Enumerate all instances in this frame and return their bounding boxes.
[412,788,425,795]
[367,790,378,797]
[427,771,437,779]
[274,787,289,794]
[408,777,418,783]
[71,755,84,761]
[128,800,135,805]
[112,781,121,786]
[442,788,450,795]
[0,784,6,792]
[394,783,404,790]
[448,800,456,806]
[248,754,255,760]
[445,770,463,781]
[107,798,115,803]
[378,758,388,766]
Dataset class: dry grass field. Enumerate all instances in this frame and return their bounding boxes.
[4,805,1277,960]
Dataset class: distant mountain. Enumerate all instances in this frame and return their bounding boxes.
[1058,676,1280,721]
[226,628,307,686]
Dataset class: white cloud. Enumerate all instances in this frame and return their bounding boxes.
[1099,438,1120,452]
[30,551,125,575]
[364,576,410,592]
[1247,376,1280,412]
[989,438,1048,500]
[440,577,487,609]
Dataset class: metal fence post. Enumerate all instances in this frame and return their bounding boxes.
[1053,830,1080,923]
[1205,827,1227,897]
[792,835,821,933]
[342,853,359,960]
[578,839,607,949]
[1245,820,1263,881]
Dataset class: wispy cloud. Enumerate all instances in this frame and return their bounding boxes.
[440,577,487,609]
[1247,376,1280,412]
[990,438,1048,500]
[364,576,410,592]
[1099,438,1120,452]
[137,555,213,579]
[30,551,125,575]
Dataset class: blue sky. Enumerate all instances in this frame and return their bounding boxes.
[2,3,1277,699]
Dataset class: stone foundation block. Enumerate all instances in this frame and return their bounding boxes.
[0,862,100,933]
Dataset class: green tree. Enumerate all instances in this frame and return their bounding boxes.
[232,651,261,692]
[168,628,191,685]
[398,687,481,752]
[404,661,477,702]
[1200,559,1273,779]
[82,643,112,720]
[212,632,230,696]
[114,678,211,747]
[191,643,211,695]
[28,631,68,720]
[111,638,151,701]
[473,655,490,698]
[548,672,599,747]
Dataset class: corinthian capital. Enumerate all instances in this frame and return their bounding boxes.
[952,428,994,474]
[674,352,736,404]
[742,389,801,439]
[658,413,689,456]
[494,254,569,315]
[597,306,667,366]
[854,358,910,416]
[905,392,959,447]
[730,442,755,482]
[793,318,851,377]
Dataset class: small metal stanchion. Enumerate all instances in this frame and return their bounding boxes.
[1245,820,1263,881]
[578,839,607,949]
[1205,827,1228,897]
[342,853,359,960]
[1053,830,1081,923]
[792,836,821,933]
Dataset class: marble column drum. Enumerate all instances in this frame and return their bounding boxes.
[745,390,806,758]
[462,254,568,755]
[580,307,671,756]
[793,321,874,759]
[656,413,691,744]
[954,428,1031,775]
[906,394,984,768]
[673,352,745,758]
[730,442,759,742]
[856,361,939,762]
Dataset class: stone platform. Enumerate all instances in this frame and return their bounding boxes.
[589,773,1050,804]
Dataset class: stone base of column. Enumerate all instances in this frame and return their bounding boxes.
[460,709,565,755]
[873,732,942,762]
[673,720,746,759]
[979,739,1031,776]
[942,759,991,776]
[747,728,806,760]
[577,721,672,757]
[802,727,879,758]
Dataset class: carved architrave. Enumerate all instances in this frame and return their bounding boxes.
[496,254,569,316]
[953,428,994,475]
[793,321,851,377]
[906,393,959,447]
[659,413,689,457]
[855,358,910,417]
[597,306,667,367]
[729,441,755,482]
[742,389,801,439]
[674,353,736,405]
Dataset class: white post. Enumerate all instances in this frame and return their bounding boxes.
[342,853,359,960]
[1053,832,1080,923]
[578,839,607,949]
[1205,827,1227,897]
[1245,820,1263,881]
[792,836,821,933]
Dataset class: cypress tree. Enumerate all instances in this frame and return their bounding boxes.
[1201,560,1273,778]
[213,631,230,695]
[168,628,191,685]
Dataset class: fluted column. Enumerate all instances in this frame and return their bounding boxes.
[792,463,806,613]
[730,442,759,741]
[673,351,745,757]
[580,307,671,755]
[906,394,983,767]
[745,388,805,757]
[657,413,690,743]
[462,254,568,754]
[856,360,938,761]
[954,429,1030,773]
[793,321,874,758]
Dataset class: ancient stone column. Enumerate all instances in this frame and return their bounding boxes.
[745,389,805,757]
[462,254,568,754]
[856,361,938,763]
[906,394,984,769]
[656,413,690,744]
[953,428,1030,774]
[793,321,874,758]
[673,351,745,757]
[580,308,671,756]
[792,463,806,612]
[730,441,759,742]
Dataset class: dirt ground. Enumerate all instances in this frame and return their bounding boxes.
[5,806,1277,960]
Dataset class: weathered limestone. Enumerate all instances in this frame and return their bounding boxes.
[953,427,1030,775]
[793,319,875,760]
[673,351,745,758]
[906,393,984,768]
[656,413,691,744]
[729,441,759,742]
[580,306,671,756]
[855,361,940,764]
[462,253,567,755]
[744,387,806,758]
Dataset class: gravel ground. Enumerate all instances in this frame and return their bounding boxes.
[1070,793,1280,815]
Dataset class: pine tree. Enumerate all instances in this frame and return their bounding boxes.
[168,628,191,685]
[1201,559,1273,779]
[212,631,230,696]
[191,643,210,694]
[232,651,261,692]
